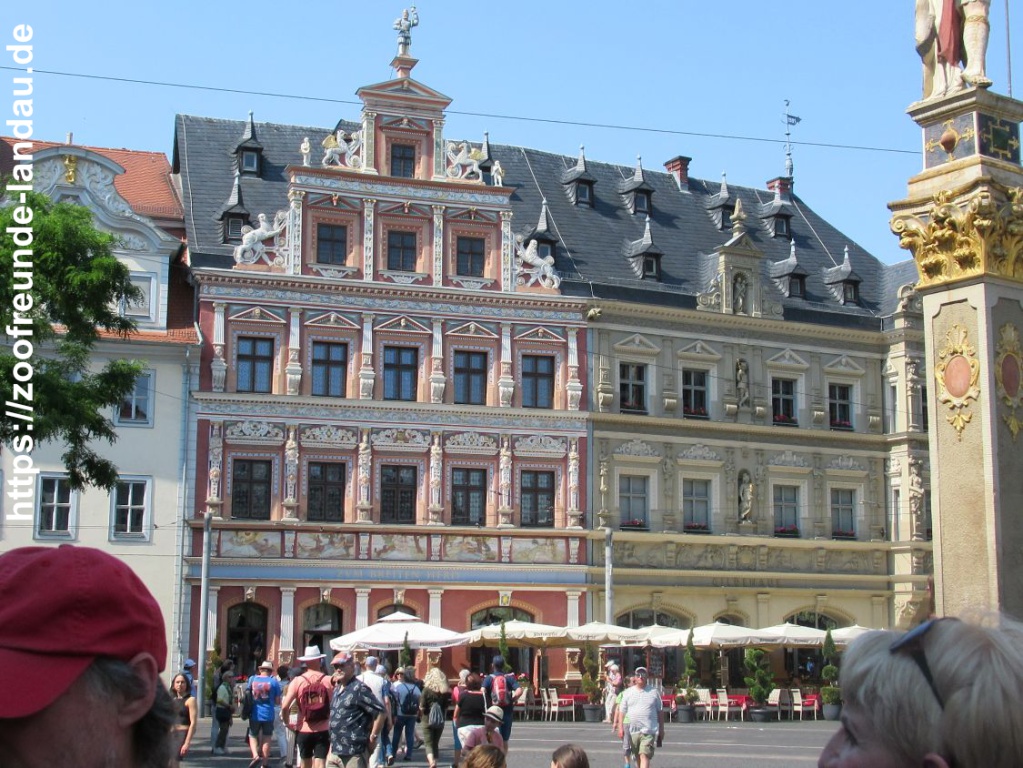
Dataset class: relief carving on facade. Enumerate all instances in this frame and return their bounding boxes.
[995,323,1023,440]
[226,420,285,443]
[934,323,981,439]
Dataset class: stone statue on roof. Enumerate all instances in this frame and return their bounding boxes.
[394,6,419,56]
[915,0,991,100]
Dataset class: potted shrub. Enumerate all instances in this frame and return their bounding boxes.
[743,647,776,723]
[580,643,604,722]
[820,628,842,720]
[675,632,700,723]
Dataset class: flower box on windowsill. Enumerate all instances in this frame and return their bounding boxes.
[831,530,856,540]
[774,525,800,538]
[773,414,798,426]
[682,407,709,419]
[619,520,649,531]
[830,421,853,431]
[683,523,710,534]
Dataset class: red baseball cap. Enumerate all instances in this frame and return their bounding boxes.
[0,545,167,718]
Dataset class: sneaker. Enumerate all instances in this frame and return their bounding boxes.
[387,757,395,766]
[249,759,263,768]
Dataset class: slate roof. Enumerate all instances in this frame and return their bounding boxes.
[173,115,919,329]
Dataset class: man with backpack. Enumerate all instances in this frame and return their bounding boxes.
[280,646,334,768]
[482,656,522,745]
[391,668,421,761]
[247,660,282,768]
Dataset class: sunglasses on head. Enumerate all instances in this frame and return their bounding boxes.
[889,617,958,709]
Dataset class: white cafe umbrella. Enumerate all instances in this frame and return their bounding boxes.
[462,619,568,648]
[830,624,875,646]
[329,612,468,652]
[662,621,766,649]
[557,621,648,646]
[756,622,827,647]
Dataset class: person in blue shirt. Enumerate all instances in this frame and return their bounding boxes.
[181,658,197,698]
[249,660,283,768]
[482,656,522,745]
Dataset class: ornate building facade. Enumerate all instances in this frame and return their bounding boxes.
[173,27,932,681]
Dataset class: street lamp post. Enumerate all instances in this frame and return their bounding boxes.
[196,510,213,715]
[604,525,613,625]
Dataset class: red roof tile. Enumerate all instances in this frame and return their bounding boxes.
[0,137,183,221]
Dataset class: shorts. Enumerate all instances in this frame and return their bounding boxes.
[629,732,656,758]
[297,730,331,760]
[622,732,631,755]
[327,753,368,768]
[249,719,274,737]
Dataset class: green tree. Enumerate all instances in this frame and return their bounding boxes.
[821,628,841,705]
[399,631,412,668]
[498,621,510,671]
[743,647,775,706]
[681,630,700,703]
[0,191,143,489]
[580,643,602,704]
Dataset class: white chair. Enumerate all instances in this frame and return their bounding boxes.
[695,688,713,721]
[790,689,814,720]
[766,688,790,720]
[538,688,551,721]
[716,688,743,721]
[522,688,543,721]
[547,688,576,722]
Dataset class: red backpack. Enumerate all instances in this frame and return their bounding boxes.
[297,672,331,723]
[491,673,511,706]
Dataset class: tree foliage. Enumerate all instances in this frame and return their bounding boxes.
[742,647,775,705]
[0,191,143,489]
[580,642,602,704]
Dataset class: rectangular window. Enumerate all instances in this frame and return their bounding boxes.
[681,369,708,418]
[308,462,346,522]
[682,479,710,531]
[634,191,650,214]
[576,182,592,206]
[241,150,259,172]
[520,470,555,527]
[451,468,486,526]
[772,378,796,424]
[923,491,932,541]
[885,382,897,433]
[831,488,856,536]
[39,477,73,535]
[227,217,244,240]
[387,230,417,272]
[619,363,647,414]
[619,475,648,527]
[920,384,929,433]
[316,223,348,265]
[311,341,348,397]
[390,143,416,178]
[789,275,805,297]
[113,480,148,536]
[232,460,272,520]
[383,346,418,401]
[454,350,487,405]
[829,383,852,429]
[456,236,486,277]
[237,337,274,393]
[380,465,417,524]
[117,372,153,426]
[774,485,799,533]
[124,274,154,319]
[522,355,554,409]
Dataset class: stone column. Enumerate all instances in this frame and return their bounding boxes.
[285,308,302,396]
[428,589,444,626]
[498,323,514,407]
[432,205,445,283]
[355,588,371,629]
[206,586,220,649]
[889,87,1023,619]
[280,587,296,661]
[211,303,227,392]
[361,111,377,174]
[363,199,376,281]
[359,313,375,400]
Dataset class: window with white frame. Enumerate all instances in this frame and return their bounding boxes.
[520,470,555,527]
[311,341,348,398]
[451,467,486,526]
[123,273,156,321]
[116,372,153,426]
[828,383,853,429]
[381,465,418,524]
[831,488,856,537]
[521,355,554,409]
[232,459,273,520]
[773,485,799,534]
[618,475,648,527]
[681,369,709,418]
[682,478,710,531]
[772,377,797,425]
[619,363,647,414]
[884,381,898,433]
[453,350,487,405]
[38,476,75,537]
[237,337,274,393]
[112,478,149,538]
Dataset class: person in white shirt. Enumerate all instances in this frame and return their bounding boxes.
[615,667,663,768]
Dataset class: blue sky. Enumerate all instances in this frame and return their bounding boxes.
[10,1,1020,264]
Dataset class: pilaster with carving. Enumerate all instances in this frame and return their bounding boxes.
[286,188,304,273]
[500,211,513,291]
[359,313,376,399]
[285,307,303,395]
[566,439,582,528]
[498,436,513,527]
[567,328,582,410]
[361,111,377,175]
[362,199,376,281]
[428,433,444,524]
[357,429,373,523]
[596,353,613,412]
[498,324,514,407]
[282,426,300,520]
[206,421,224,517]
[432,119,446,181]
[211,303,227,392]
[432,205,445,283]
[430,319,446,403]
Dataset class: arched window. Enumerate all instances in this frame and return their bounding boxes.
[469,607,535,678]
[786,611,840,682]
[615,610,690,686]
[303,603,342,659]
[227,602,268,677]
[378,604,417,619]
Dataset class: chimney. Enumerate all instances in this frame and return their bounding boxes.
[663,155,691,192]
[766,176,793,200]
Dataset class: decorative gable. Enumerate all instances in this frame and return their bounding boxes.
[766,348,810,371]
[447,320,499,339]
[677,340,722,362]
[613,334,661,357]
[376,315,431,335]
[824,355,866,377]
[229,306,286,324]
[305,311,360,331]
[514,327,565,344]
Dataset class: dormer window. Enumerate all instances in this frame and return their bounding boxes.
[226,217,245,241]
[240,150,259,174]
[843,282,859,303]
[642,255,660,280]
[634,191,651,215]
[537,242,554,260]
[774,216,790,237]
[789,275,806,297]
[576,181,593,206]
[721,205,734,229]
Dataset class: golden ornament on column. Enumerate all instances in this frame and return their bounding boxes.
[994,324,1023,440]
[934,323,981,439]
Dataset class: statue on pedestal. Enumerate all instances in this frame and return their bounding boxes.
[915,0,991,101]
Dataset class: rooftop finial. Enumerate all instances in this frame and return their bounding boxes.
[394,6,419,56]
[783,99,801,179]
[843,244,851,264]
[719,172,729,197]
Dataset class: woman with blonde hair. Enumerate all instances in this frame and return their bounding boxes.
[419,667,451,768]
[462,744,505,768]
[818,613,1023,768]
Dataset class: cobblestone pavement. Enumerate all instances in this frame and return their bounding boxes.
[183,715,836,768]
